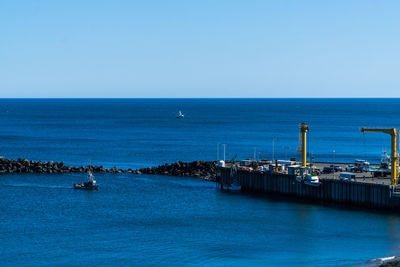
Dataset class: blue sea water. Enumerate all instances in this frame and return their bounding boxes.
[1,98,400,266]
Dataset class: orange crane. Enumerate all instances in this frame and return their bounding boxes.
[360,128,398,185]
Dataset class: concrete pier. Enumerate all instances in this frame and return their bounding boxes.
[217,167,400,210]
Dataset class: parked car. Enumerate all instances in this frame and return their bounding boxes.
[354,159,370,172]
[323,166,334,173]
[355,159,370,166]
[355,165,364,173]
[345,165,355,172]
[340,172,356,182]
[330,165,342,172]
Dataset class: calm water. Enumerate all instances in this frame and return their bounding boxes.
[1,99,400,266]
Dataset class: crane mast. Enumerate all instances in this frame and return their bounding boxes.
[360,127,398,185]
[298,123,309,167]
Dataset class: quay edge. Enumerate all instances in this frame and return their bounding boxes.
[217,167,400,210]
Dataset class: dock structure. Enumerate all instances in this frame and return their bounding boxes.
[217,167,400,210]
[216,123,400,210]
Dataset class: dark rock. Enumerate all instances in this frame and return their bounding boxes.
[0,157,216,181]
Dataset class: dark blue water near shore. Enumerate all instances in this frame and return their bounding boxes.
[1,99,400,266]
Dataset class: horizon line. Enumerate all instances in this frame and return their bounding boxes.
[0,97,400,100]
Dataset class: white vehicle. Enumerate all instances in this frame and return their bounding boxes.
[340,172,356,182]
[240,160,253,167]
[258,165,268,171]
[345,165,355,172]
[355,159,370,166]
[304,174,320,187]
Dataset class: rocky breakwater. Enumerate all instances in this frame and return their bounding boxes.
[0,157,217,181]
[134,161,217,181]
[0,157,133,174]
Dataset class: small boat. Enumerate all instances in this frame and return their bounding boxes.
[74,171,98,190]
[304,174,321,187]
[176,110,184,119]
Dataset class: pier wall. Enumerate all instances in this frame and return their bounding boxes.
[218,168,400,210]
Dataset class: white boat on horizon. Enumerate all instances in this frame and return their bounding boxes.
[176,110,184,119]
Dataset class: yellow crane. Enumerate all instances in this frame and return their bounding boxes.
[360,127,398,185]
[297,122,309,167]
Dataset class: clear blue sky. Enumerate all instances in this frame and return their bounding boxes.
[0,0,399,98]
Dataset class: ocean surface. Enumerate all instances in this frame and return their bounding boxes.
[1,98,400,266]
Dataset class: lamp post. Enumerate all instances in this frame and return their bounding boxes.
[332,150,336,179]
[272,138,275,162]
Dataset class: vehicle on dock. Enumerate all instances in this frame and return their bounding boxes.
[380,151,391,170]
[295,166,320,185]
[355,159,370,166]
[304,174,320,187]
[354,159,370,172]
[345,165,355,172]
[330,165,342,172]
[323,166,334,173]
[257,165,268,171]
[380,162,390,170]
[339,172,356,182]
[373,169,391,177]
[74,171,98,190]
[363,165,380,172]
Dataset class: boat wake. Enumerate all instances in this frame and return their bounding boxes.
[2,183,72,189]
